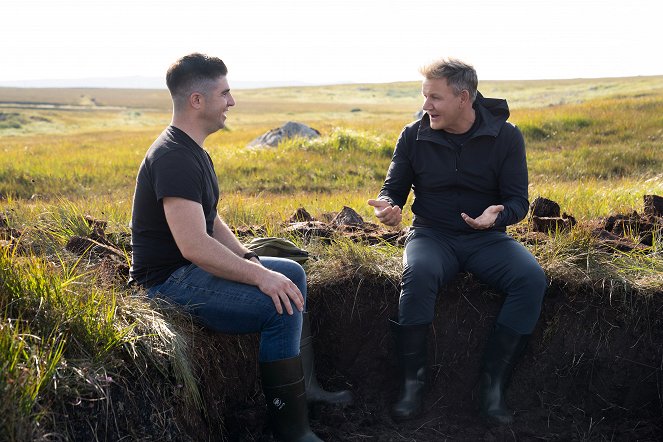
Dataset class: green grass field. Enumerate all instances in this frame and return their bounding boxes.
[2,75,662,222]
[1,76,662,440]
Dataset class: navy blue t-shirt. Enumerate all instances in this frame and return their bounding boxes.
[129,126,219,287]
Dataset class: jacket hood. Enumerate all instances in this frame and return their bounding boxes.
[475,91,510,121]
[416,91,511,143]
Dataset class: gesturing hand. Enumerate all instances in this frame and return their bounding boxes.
[256,269,304,315]
[461,205,504,230]
[367,199,402,227]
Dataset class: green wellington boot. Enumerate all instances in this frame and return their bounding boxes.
[260,355,322,441]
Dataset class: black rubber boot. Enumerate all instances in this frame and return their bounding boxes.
[300,312,353,405]
[260,355,322,441]
[389,319,430,422]
[478,323,530,425]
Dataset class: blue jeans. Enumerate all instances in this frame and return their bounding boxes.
[147,257,306,362]
[401,227,547,334]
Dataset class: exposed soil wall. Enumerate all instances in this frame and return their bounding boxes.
[167,274,662,441]
[10,202,659,440]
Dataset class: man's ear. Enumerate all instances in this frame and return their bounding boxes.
[460,89,471,106]
[189,92,204,110]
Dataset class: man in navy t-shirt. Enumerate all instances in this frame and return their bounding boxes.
[130,53,350,441]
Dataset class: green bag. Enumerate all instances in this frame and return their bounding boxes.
[245,237,309,263]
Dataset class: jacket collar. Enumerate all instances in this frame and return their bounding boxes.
[416,92,509,146]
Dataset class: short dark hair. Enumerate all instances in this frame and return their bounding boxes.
[166,53,228,106]
[420,58,478,102]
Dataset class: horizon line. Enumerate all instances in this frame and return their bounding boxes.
[1,73,662,91]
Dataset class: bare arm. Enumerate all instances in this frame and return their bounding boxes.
[162,197,303,314]
[211,215,260,263]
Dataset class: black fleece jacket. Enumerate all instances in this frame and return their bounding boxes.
[378,92,529,233]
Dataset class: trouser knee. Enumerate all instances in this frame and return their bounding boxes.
[517,264,547,309]
[522,264,547,297]
[399,261,447,325]
[499,265,547,334]
[266,258,306,289]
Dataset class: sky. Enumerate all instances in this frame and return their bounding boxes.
[2,0,662,88]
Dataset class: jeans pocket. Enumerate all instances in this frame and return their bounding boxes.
[150,265,194,297]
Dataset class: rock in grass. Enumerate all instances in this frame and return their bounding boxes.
[331,206,364,227]
[247,121,320,148]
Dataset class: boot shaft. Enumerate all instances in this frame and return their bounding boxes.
[261,354,305,388]
[389,319,430,372]
[389,319,430,421]
[479,323,530,425]
[299,312,354,405]
[260,355,321,441]
[481,323,529,380]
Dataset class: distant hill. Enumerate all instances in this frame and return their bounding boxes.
[0,77,324,90]
[0,76,167,89]
[1,75,662,112]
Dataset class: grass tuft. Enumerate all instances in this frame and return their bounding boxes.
[0,237,201,440]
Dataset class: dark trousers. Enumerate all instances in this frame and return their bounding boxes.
[400,227,547,334]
